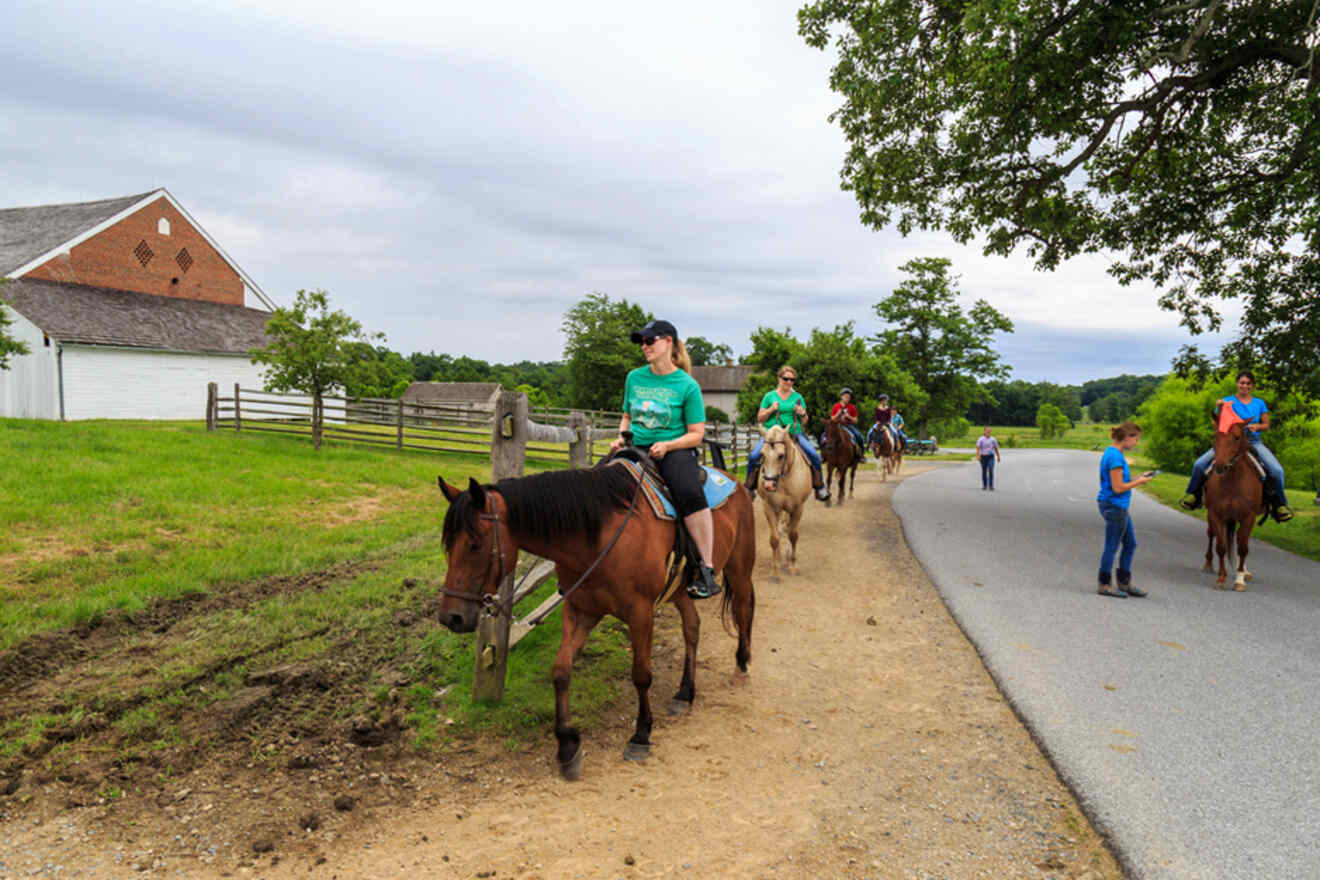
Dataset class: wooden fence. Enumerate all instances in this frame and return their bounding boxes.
[206,383,765,702]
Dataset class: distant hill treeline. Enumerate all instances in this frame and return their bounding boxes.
[966,374,1164,426]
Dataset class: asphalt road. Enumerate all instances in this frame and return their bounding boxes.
[892,449,1320,880]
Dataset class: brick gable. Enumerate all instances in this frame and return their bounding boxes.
[24,196,244,306]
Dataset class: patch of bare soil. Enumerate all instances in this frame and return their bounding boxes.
[1,467,1122,879]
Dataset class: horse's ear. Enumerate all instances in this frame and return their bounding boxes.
[438,477,462,503]
[467,477,486,509]
[758,424,767,437]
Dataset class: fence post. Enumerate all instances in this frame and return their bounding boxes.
[233,384,242,432]
[472,391,530,703]
[396,397,404,449]
[567,411,589,468]
[206,382,217,431]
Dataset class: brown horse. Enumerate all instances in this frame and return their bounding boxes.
[822,411,862,504]
[437,463,756,779]
[756,425,812,577]
[1202,422,1264,590]
[868,423,901,480]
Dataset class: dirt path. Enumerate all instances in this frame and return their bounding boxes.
[1,466,1122,879]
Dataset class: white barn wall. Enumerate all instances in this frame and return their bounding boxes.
[0,306,60,419]
[60,346,267,420]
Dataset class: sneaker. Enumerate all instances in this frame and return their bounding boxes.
[1118,583,1148,598]
[1097,586,1127,598]
[1274,505,1294,523]
[814,487,831,502]
[687,565,721,600]
[1179,493,1201,511]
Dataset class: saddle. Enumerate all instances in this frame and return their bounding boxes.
[600,451,738,602]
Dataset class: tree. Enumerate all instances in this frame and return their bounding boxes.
[685,336,735,367]
[871,258,1013,437]
[1035,403,1071,439]
[0,283,32,370]
[341,343,412,399]
[799,1,1320,394]
[248,289,383,449]
[561,293,650,412]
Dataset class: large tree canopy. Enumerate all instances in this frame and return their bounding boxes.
[800,0,1320,392]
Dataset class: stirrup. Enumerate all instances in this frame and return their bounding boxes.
[1179,493,1201,511]
[687,565,721,599]
[1273,505,1294,523]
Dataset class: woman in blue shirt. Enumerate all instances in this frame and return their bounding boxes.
[1096,421,1156,598]
[1179,370,1293,522]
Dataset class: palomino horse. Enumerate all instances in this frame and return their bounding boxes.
[868,424,902,480]
[822,411,862,504]
[437,464,756,779]
[756,425,812,577]
[1202,421,1264,590]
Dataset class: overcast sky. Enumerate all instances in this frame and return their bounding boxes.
[3,0,1233,385]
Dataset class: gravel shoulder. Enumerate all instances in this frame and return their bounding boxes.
[1,464,1122,879]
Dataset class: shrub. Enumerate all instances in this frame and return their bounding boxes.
[1035,403,1071,439]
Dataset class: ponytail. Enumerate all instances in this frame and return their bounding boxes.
[672,338,693,374]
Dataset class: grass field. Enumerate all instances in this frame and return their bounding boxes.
[0,418,632,777]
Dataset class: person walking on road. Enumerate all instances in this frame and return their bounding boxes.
[976,426,1001,490]
[1096,421,1156,598]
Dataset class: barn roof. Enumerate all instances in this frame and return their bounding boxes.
[0,193,153,276]
[0,189,274,310]
[401,382,501,405]
[2,278,272,354]
[689,364,755,392]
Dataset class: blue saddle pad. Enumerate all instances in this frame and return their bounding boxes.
[610,459,739,521]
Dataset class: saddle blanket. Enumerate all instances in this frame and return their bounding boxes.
[607,458,739,521]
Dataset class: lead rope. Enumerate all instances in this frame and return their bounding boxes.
[520,460,646,628]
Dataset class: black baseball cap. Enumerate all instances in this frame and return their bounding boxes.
[630,319,678,343]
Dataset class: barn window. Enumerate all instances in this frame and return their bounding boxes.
[175,248,194,273]
[133,240,154,266]
[158,217,171,235]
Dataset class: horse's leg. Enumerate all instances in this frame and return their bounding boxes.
[553,602,601,780]
[1215,520,1231,589]
[1203,519,1215,572]
[667,592,700,715]
[622,602,657,761]
[724,534,756,686]
[787,506,802,575]
[763,504,781,579]
[1234,517,1253,591]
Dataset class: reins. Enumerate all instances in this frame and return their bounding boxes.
[443,462,647,625]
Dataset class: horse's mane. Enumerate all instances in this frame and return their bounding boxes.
[442,466,640,549]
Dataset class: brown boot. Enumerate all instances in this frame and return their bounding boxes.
[812,469,830,502]
[743,460,760,499]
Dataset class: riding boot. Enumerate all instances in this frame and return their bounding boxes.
[743,460,760,499]
[1179,487,1203,511]
[687,564,721,600]
[812,468,830,502]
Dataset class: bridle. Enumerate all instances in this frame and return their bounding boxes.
[1212,425,1246,476]
[762,433,794,485]
[440,466,645,621]
[441,508,510,617]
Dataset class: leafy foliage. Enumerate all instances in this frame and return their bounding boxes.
[800,0,1320,394]
[561,293,651,411]
[248,289,383,448]
[0,283,32,370]
[969,379,1084,425]
[685,336,735,367]
[1035,403,1071,439]
[871,258,1013,436]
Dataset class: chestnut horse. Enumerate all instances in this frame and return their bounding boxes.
[822,411,862,503]
[755,425,812,578]
[1202,422,1264,590]
[437,464,756,779]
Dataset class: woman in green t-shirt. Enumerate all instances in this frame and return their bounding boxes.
[607,319,721,600]
[742,365,830,502]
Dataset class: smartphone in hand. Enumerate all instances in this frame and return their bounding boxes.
[1144,469,1161,478]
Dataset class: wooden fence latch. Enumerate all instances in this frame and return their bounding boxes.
[501,414,515,438]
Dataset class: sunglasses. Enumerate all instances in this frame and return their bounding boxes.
[640,335,668,346]
[780,376,796,383]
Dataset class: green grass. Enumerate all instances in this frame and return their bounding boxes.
[0,417,637,763]
[944,422,1113,450]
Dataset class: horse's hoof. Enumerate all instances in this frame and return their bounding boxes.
[1233,583,1247,592]
[730,671,750,687]
[559,746,584,780]
[668,698,692,716]
[623,741,650,762]
[1244,572,1254,582]
[1215,581,1228,590]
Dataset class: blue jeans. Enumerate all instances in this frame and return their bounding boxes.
[1185,440,1288,505]
[979,454,995,489]
[1098,501,1137,582]
[749,433,823,473]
